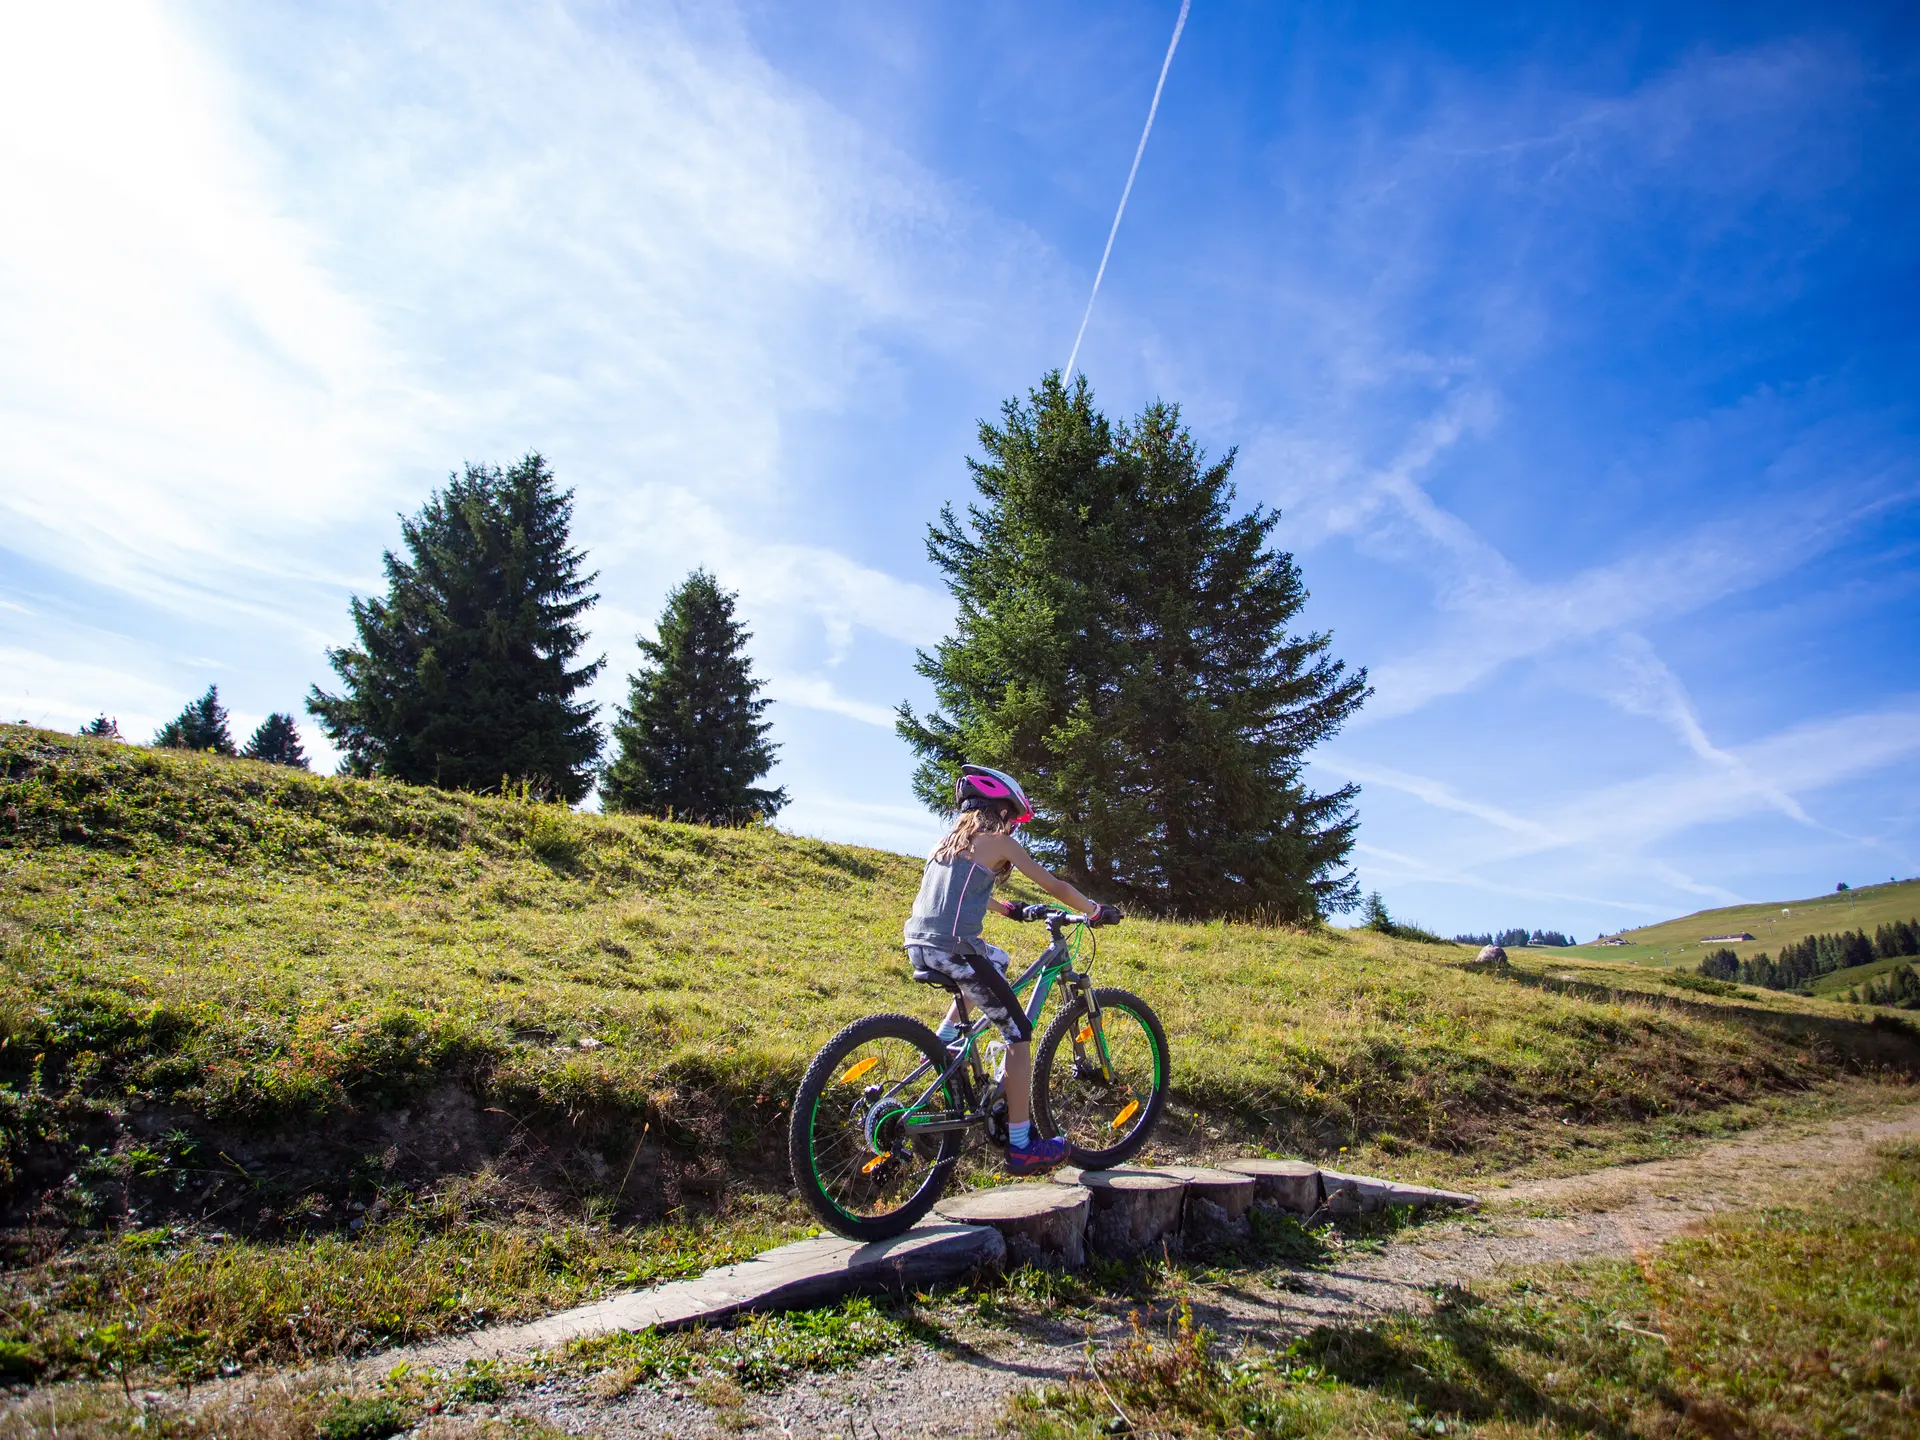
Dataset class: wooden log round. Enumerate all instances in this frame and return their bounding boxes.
[1054,1167,1186,1259]
[934,1183,1090,1269]
[1152,1165,1255,1248]
[1150,1165,1256,1221]
[1220,1159,1321,1215]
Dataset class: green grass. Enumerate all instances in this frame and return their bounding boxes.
[559,1293,912,1395]
[0,1185,805,1381]
[1013,1142,1920,1438]
[3,725,1917,1383]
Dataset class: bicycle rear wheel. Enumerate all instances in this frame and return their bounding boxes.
[789,1012,965,1241]
[1033,987,1169,1170]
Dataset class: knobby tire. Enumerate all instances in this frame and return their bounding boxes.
[1033,986,1170,1170]
[789,1012,962,1242]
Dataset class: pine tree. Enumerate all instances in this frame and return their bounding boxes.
[898,373,1370,921]
[243,713,310,768]
[154,686,236,754]
[1862,963,1920,1009]
[601,570,786,825]
[1699,948,1740,981]
[308,454,603,802]
[79,715,120,739]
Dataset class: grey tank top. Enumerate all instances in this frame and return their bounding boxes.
[903,851,996,956]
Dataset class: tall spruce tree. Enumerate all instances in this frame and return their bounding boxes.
[308,454,603,801]
[898,373,1370,921]
[154,686,236,754]
[243,712,310,768]
[601,569,786,824]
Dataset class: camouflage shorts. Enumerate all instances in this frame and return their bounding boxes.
[905,943,1030,1041]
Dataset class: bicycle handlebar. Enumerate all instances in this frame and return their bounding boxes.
[1021,903,1124,928]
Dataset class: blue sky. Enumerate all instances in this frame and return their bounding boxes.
[2,1,1916,939]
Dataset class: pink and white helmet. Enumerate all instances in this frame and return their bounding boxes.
[956,764,1034,824]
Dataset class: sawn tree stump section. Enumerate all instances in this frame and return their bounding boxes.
[1152,1164,1256,1246]
[1054,1166,1186,1258]
[934,1183,1091,1269]
[1221,1158,1321,1214]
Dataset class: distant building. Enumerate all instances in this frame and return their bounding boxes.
[1596,937,1629,946]
[1701,932,1754,944]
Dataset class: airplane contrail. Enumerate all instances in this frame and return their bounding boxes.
[1063,0,1191,381]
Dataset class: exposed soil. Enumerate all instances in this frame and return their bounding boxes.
[483,1098,1920,1438]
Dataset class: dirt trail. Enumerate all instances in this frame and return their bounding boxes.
[494,1100,1920,1438]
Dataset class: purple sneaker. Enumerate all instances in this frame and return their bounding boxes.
[1005,1134,1070,1177]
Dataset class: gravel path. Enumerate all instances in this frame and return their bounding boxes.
[476,1099,1920,1438]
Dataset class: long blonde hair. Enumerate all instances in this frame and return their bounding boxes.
[931,805,1017,872]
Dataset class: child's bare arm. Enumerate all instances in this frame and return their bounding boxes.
[976,834,1096,914]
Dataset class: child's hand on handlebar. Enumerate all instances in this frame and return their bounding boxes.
[1012,902,1123,926]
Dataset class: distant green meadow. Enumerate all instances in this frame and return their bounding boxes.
[1507,878,1920,971]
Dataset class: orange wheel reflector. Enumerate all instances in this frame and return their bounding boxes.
[862,1152,892,1174]
[1075,1025,1094,1043]
[1110,1100,1141,1130]
[840,1057,880,1084]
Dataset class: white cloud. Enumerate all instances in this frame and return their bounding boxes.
[1552,632,1815,827]
[0,2,415,612]
[0,1,1024,655]
[0,646,183,737]
[1544,699,1920,855]
[763,674,899,730]
[1317,753,1554,841]
[1352,842,1676,918]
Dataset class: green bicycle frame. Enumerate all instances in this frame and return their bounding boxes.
[886,921,1109,1137]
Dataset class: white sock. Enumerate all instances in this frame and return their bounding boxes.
[936,1022,961,1045]
[1008,1120,1031,1148]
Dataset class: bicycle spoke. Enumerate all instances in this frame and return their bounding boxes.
[804,1033,954,1221]
[1043,1001,1162,1153]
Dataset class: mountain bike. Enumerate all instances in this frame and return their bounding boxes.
[788,908,1171,1241]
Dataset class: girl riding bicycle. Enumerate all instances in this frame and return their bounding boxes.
[904,764,1121,1176]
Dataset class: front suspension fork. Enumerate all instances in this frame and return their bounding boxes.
[1068,976,1115,1082]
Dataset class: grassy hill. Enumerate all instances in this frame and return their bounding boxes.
[1514,878,1920,970]
[2,725,1916,1383]
[1811,953,1920,998]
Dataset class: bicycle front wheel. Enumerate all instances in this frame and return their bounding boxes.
[789,1013,965,1241]
[1033,987,1169,1170]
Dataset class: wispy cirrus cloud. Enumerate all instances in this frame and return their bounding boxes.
[1327,696,1920,913]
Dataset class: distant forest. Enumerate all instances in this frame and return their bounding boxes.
[1698,916,1920,1006]
[1455,928,1576,948]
